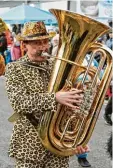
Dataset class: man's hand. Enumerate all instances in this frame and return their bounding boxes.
[73,145,90,155]
[55,88,83,110]
[75,145,90,155]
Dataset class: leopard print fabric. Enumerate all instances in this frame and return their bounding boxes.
[15,154,69,168]
[5,55,69,168]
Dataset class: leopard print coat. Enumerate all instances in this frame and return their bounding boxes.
[5,55,69,167]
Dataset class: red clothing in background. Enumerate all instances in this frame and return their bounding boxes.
[5,30,13,46]
[11,45,21,61]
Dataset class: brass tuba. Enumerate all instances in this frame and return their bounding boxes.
[38,9,112,156]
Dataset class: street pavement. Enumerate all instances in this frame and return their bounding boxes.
[0,75,111,168]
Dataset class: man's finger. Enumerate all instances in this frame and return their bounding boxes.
[70,90,84,95]
[76,146,85,154]
[84,145,90,152]
[65,102,80,109]
[66,98,82,104]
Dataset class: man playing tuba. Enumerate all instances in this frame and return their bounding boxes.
[5,21,89,168]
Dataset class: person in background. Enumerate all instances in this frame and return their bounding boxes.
[12,24,17,34]
[104,97,112,159]
[12,24,21,35]
[108,19,112,28]
[0,32,7,64]
[11,40,21,61]
[105,31,113,50]
[0,54,5,75]
[54,27,59,34]
[4,48,12,65]
[5,29,13,47]
[51,34,59,56]
[104,95,112,126]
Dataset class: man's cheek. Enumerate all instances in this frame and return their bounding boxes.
[43,45,49,50]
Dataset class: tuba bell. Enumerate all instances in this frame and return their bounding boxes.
[38,9,112,156]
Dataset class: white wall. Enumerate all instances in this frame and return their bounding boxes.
[71,0,112,25]
[0,8,10,15]
[40,1,68,12]
[69,1,77,12]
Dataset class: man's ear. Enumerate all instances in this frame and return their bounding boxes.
[24,44,27,49]
[21,41,28,52]
[22,41,27,47]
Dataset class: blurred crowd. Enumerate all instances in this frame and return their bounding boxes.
[0,21,112,66]
[0,21,112,100]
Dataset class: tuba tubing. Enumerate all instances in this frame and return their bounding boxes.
[38,9,113,156]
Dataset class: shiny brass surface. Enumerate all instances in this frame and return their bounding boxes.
[38,9,112,156]
[0,18,8,33]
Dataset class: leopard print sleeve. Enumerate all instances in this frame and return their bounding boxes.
[5,63,57,116]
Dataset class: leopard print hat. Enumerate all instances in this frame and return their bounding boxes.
[17,21,50,41]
